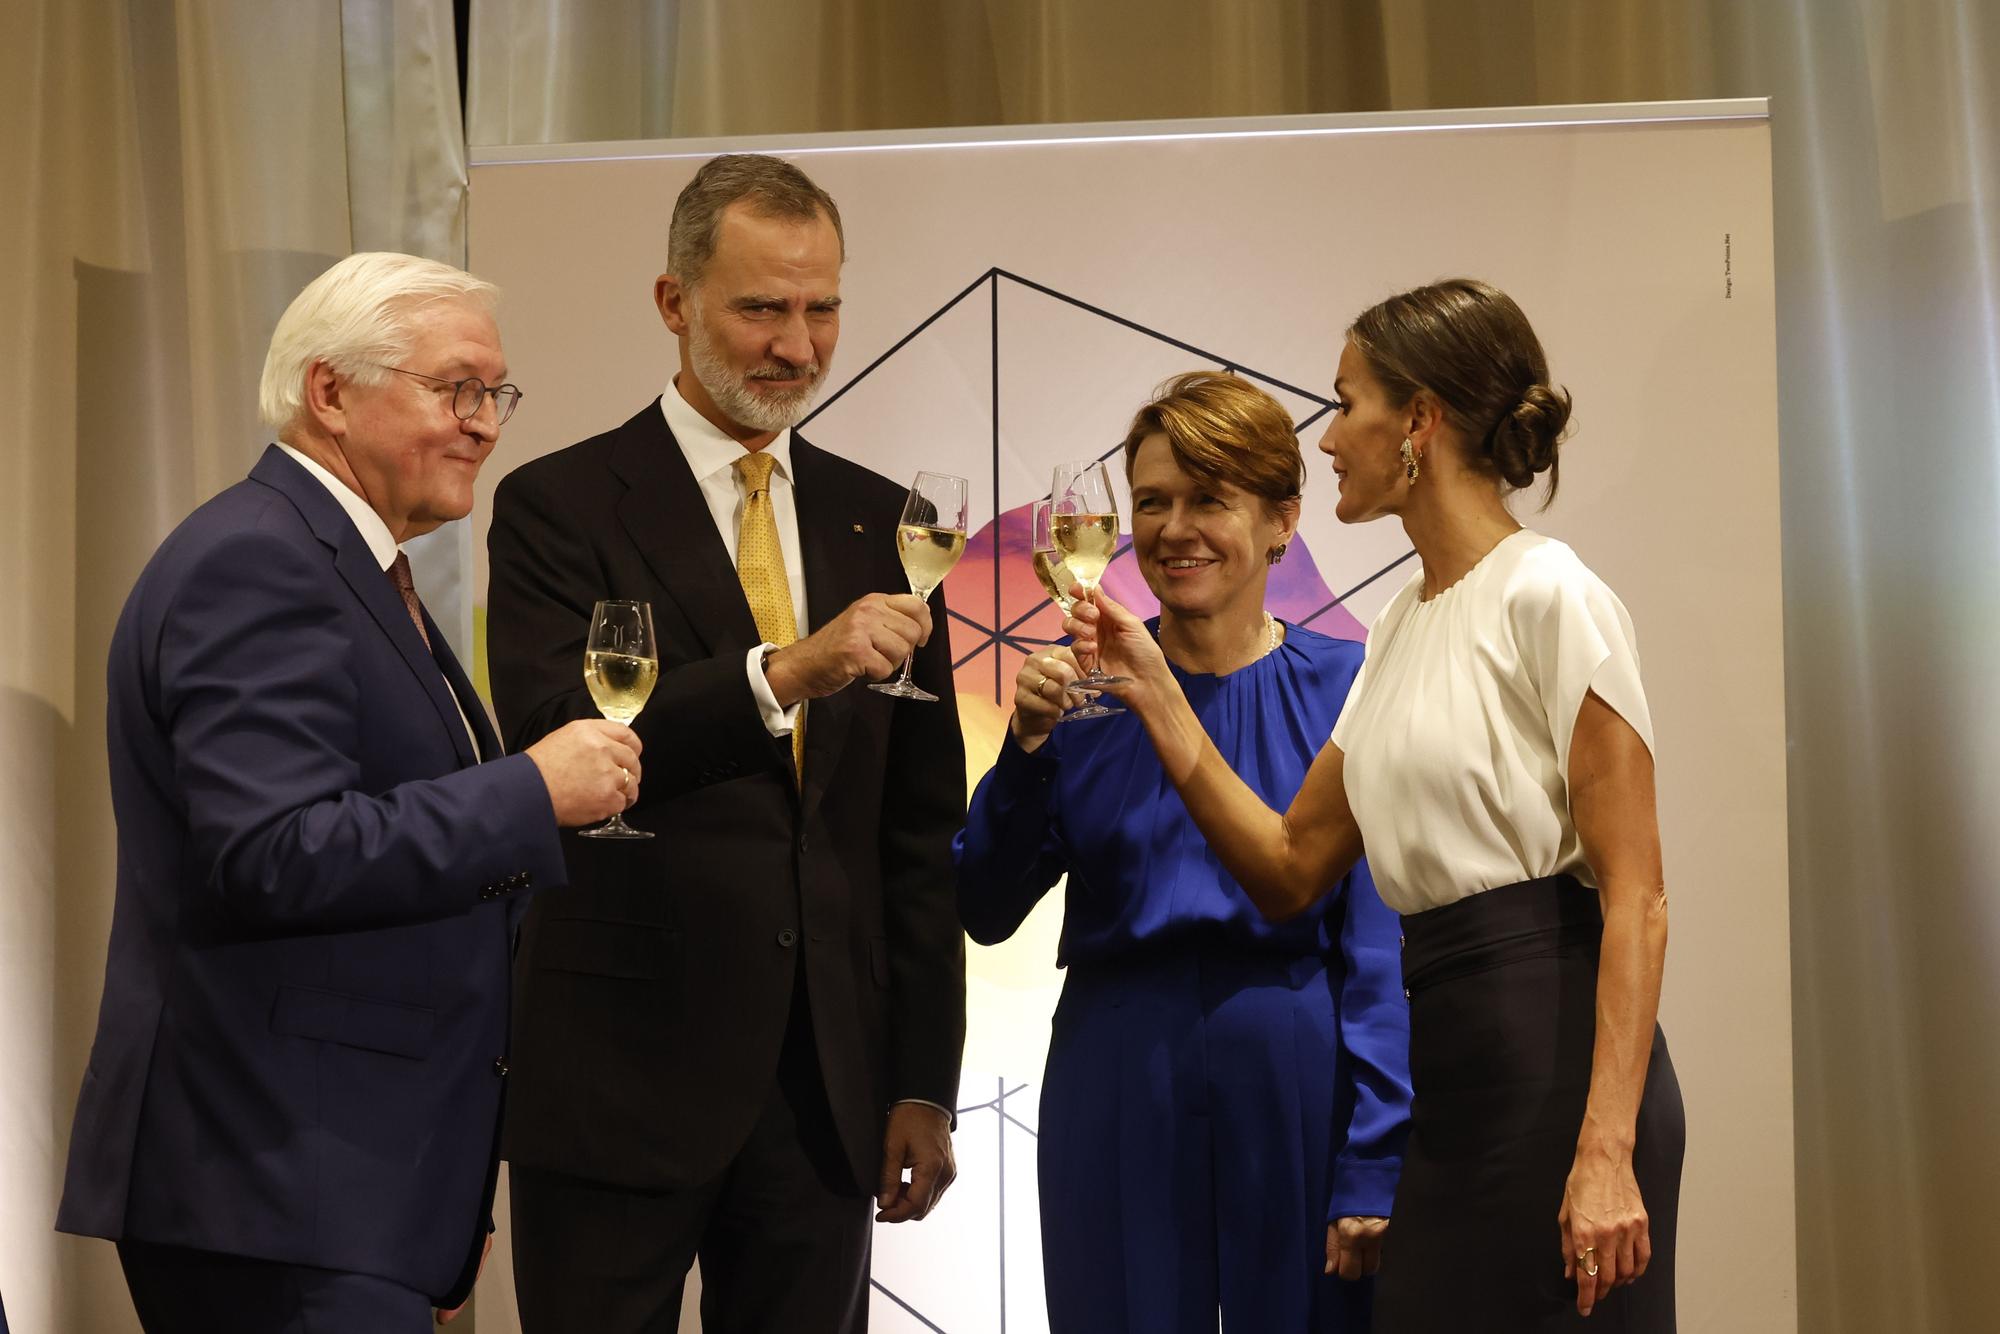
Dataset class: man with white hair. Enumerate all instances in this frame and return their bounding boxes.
[56,252,643,1331]
[488,154,966,1332]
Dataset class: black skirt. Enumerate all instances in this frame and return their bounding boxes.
[1374,875,1685,1332]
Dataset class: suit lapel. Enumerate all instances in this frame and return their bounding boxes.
[428,609,502,761]
[792,436,880,821]
[251,447,479,770]
[608,403,763,657]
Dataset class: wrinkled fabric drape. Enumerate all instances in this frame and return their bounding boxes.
[463,2,2000,1332]
[0,1,468,1329]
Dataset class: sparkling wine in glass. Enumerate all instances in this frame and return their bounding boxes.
[1030,495,1078,614]
[1032,494,1120,722]
[1051,460,1130,718]
[579,598,657,839]
[870,471,968,702]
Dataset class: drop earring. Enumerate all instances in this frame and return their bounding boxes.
[1400,437,1420,483]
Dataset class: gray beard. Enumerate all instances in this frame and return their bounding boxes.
[686,311,827,434]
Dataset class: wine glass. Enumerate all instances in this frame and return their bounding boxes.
[1050,460,1131,713]
[870,471,968,702]
[1031,495,1121,722]
[579,599,657,839]
[1030,495,1077,616]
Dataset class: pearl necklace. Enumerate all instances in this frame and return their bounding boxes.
[1265,611,1281,655]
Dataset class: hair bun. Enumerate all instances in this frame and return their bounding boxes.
[1487,382,1571,490]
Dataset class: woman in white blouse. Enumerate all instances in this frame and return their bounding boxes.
[1068,279,1683,1331]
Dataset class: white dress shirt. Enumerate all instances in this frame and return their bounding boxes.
[659,384,953,1128]
[276,443,482,761]
[659,378,805,737]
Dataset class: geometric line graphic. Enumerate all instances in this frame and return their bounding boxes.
[802,266,1409,710]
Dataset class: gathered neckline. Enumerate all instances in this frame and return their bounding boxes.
[1162,616,1296,683]
[1413,528,1536,607]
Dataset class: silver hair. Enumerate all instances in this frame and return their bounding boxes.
[258,252,498,435]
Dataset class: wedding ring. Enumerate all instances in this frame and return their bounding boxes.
[1579,1247,1599,1278]
[618,767,631,788]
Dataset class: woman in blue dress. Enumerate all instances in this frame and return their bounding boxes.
[954,372,1412,1334]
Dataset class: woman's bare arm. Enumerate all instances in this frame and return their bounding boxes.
[1559,688,1670,1315]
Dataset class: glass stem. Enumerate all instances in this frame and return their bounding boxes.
[1081,584,1100,678]
[897,651,916,687]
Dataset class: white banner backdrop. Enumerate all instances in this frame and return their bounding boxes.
[466,103,1790,1332]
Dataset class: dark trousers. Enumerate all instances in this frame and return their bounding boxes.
[511,978,872,1334]
[1039,946,1374,1334]
[116,1239,431,1334]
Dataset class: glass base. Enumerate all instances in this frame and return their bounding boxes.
[869,679,939,702]
[1056,698,1126,721]
[1068,672,1131,691]
[580,814,653,839]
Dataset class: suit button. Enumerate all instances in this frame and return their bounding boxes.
[776,929,798,948]
[493,1059,509,1077]
[797,833,810,854]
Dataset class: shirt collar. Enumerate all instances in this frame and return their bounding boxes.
[276,442,402,571]
[659,374,794,487]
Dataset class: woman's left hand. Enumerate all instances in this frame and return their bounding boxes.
[1325,1215,1388,1279]
[1558,1144,1651,1317]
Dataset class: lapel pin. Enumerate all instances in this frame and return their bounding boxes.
[851,523,866,534]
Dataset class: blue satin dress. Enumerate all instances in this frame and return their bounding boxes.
[954,622,1413,1334]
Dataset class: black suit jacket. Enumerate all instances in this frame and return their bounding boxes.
[487,401,966,1191]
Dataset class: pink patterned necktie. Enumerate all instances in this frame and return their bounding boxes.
[387,552,431,651]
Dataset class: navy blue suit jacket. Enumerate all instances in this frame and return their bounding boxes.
[56,446,566,1304]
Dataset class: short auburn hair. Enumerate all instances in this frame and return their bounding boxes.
[1119,371,1304,518]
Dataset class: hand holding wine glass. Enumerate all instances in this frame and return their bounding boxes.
[1010,644,1085,750]
[1027,493,1108,725]
[870,471,968,702]
[579,599,658,839]
[1062,581,1174,716]
[522,720,643,826]
[1049,460,1130,720]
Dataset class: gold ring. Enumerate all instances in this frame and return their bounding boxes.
[1579,1247,1599,1278]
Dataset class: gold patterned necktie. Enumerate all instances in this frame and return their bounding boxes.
[387,552,430,651]
[734,451,805,783]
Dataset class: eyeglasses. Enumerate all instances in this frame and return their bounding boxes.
[367,363,523,425]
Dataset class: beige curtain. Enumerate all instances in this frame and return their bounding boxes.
[465,2,2000,1332]
[0,0,468,1328]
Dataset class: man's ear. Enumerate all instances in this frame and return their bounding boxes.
[655,273,691,337]
[302,359,346,437]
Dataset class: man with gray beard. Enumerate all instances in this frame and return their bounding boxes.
[485,154,966,1333]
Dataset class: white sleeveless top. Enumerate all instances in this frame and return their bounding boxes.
[1330,530,1652,915]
